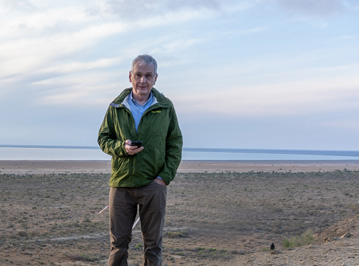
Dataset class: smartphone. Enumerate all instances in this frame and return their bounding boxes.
[130,141,143,147]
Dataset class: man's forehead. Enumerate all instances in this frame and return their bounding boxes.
[133,61,155,71]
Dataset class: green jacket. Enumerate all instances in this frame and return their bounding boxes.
[98,88,183,187]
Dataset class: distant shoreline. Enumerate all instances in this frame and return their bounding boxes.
[1,145,359,155]
[0,160,358,175]
[2,146,359,160]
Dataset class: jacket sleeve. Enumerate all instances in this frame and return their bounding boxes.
[157,104,183,185]
[97,106,128,158]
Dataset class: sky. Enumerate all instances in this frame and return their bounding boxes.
[0,0,358,151]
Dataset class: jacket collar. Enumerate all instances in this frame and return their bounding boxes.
[111,88,169,108]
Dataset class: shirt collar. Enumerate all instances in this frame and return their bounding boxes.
[130,91,153,106]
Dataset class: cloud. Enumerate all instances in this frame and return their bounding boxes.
[150,38,203,54]
[1,0,35,11]
[0,0,230,78]
[0,1,129,78]
[0,21,127,76]
[276,0,355,16]
[31,74,112,106]
[0,5,92,40]
[173,66,359,117]
[167,0,222,10]
[0,0,254,79]
[104,0,240,19]
[43,57,124,74]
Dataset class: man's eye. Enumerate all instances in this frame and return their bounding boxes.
[145,74,153,79]
[135,74,142,79]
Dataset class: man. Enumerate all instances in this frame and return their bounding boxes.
[98,54,183,266]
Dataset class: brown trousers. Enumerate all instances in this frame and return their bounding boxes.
[108,181,167,266]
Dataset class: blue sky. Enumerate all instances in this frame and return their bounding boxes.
[1,0,358,150]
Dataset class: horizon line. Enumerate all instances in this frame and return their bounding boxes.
[1,144,359,156]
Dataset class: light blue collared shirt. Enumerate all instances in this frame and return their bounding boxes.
[127,91,154,132]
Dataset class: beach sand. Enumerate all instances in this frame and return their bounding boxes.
[1,160,359,174]
[1,160,359,265]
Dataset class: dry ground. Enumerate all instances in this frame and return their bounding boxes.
[1,160,359,175]
[1,162,359,265]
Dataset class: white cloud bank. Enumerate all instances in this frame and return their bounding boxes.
[0,0,359,150]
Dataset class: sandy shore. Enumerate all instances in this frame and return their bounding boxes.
[1,160,359,265]
[0,160,359,174]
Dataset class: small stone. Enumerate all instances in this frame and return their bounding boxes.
[340,233,352,238]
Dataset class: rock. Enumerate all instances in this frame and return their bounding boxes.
[340,233,352,238]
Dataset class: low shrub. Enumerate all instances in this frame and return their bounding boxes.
[283,229,315,249]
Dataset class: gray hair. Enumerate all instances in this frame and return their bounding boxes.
[131,54,158,74]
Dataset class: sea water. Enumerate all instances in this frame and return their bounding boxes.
[0,146,359,161]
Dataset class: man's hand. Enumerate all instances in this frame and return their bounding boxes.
[124,139,144,155]
[154,178,167,186]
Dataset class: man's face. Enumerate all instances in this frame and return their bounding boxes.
[129,61,157,100]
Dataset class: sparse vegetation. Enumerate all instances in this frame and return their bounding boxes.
[166,230,188,238]
[1,170,359,265]
[283,229,315,249]
[65,253,102,262]
[134,243,143,250]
